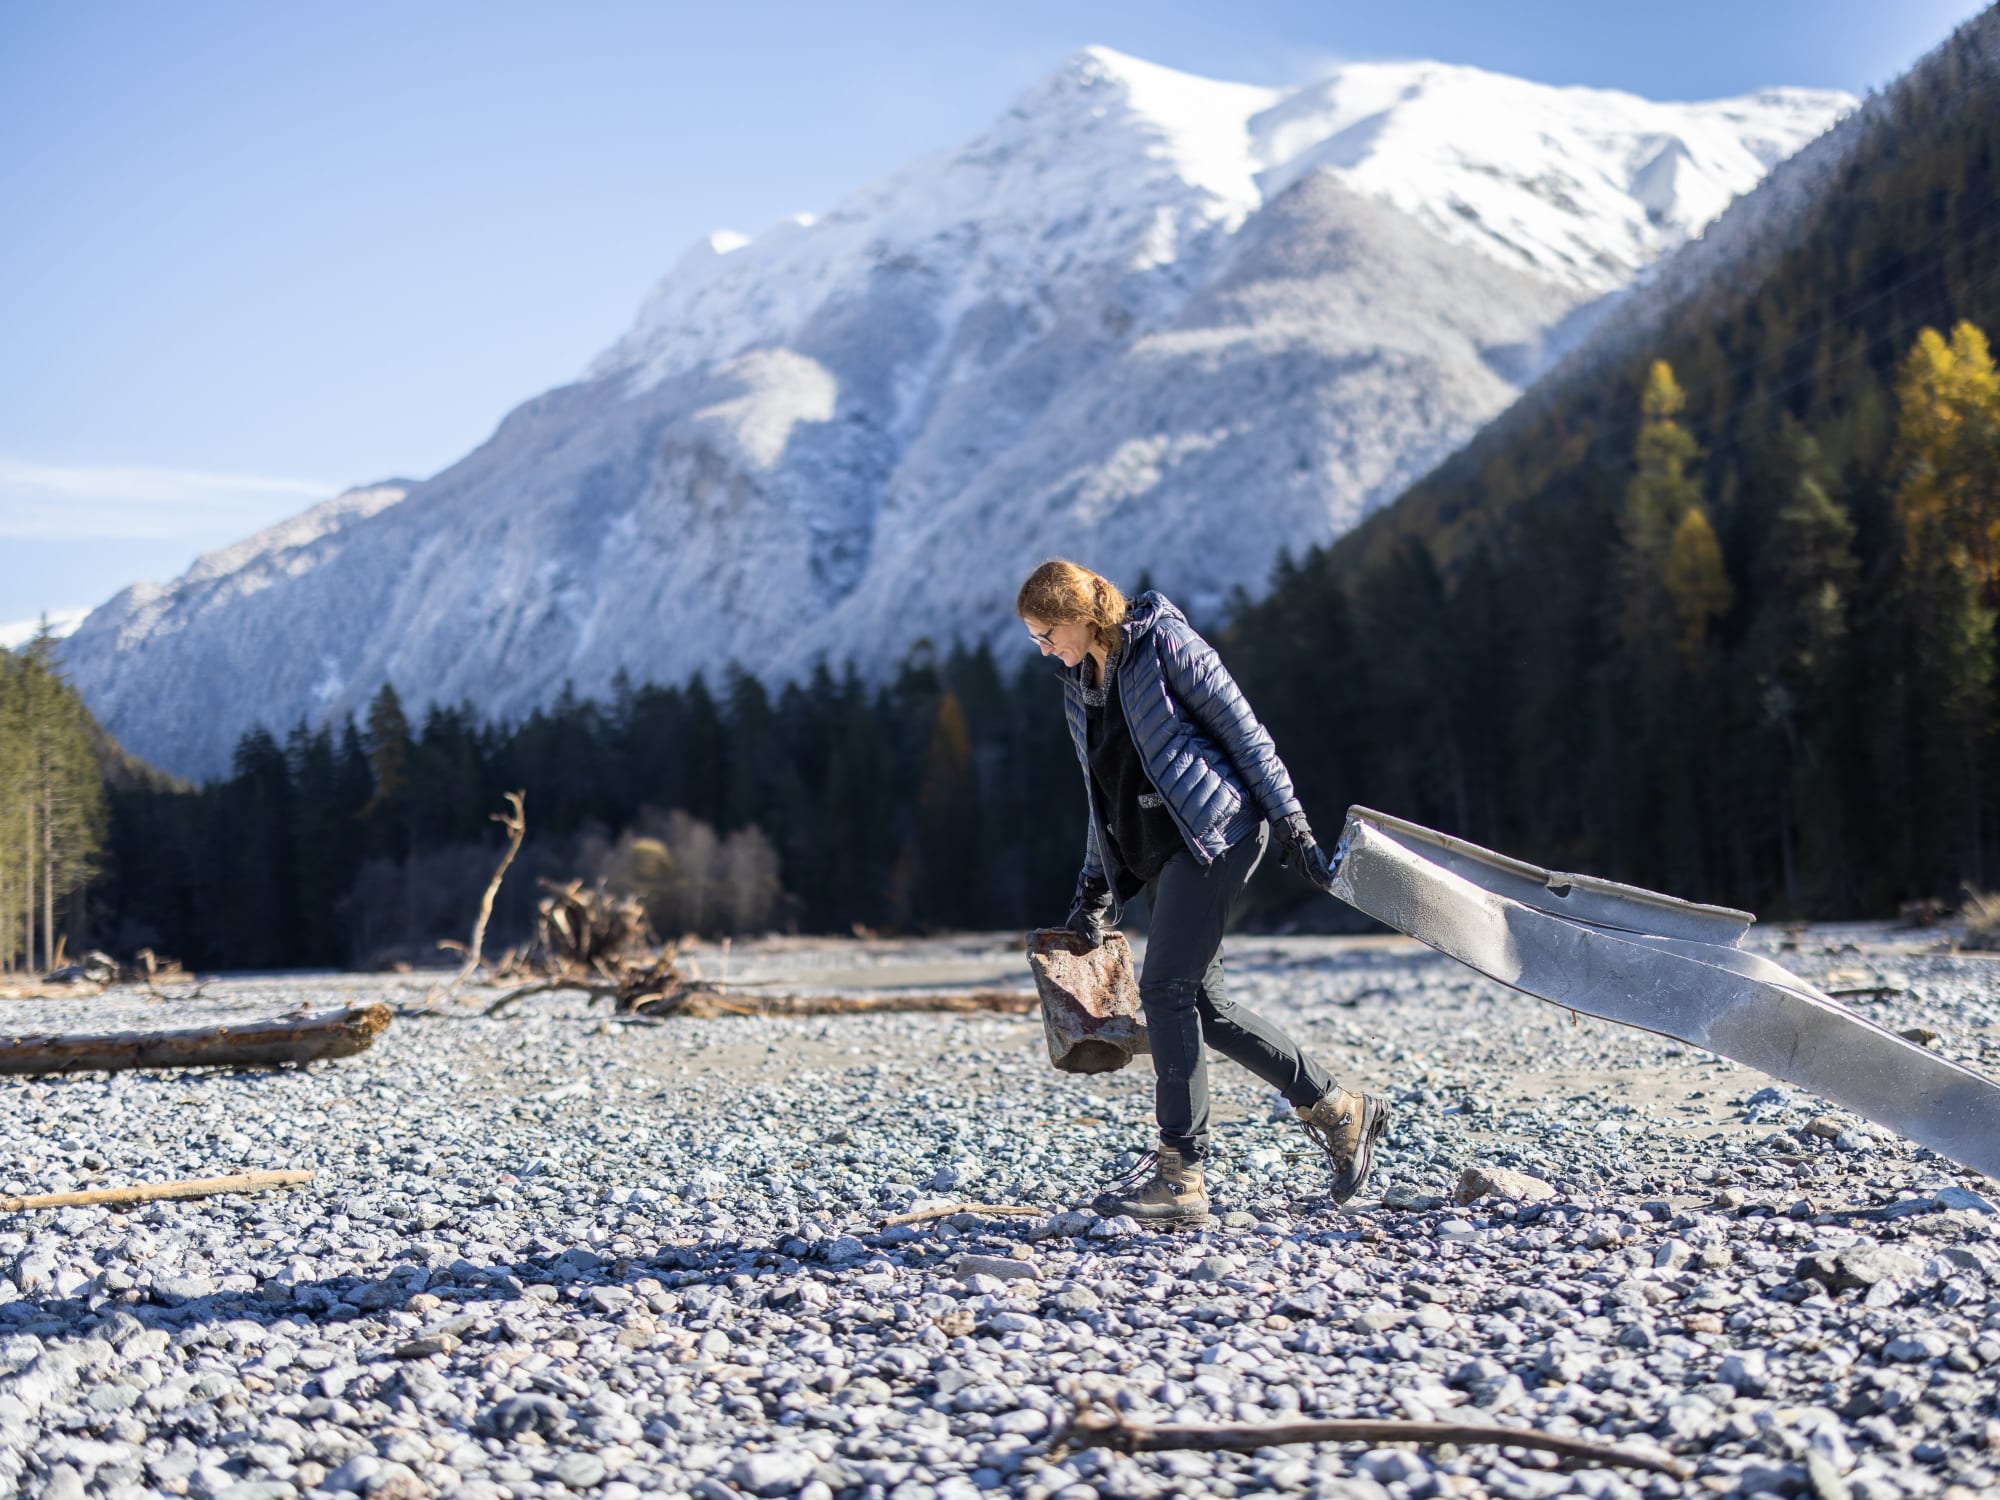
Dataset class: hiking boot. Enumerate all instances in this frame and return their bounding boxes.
[1091,1142,1210,1225]
[1297,1085,1390,1204]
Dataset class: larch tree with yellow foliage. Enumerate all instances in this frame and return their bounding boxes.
[1893,321,2000,597]
[1886,321,1997,888]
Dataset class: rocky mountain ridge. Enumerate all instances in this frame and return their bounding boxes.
[59,47,1850,779]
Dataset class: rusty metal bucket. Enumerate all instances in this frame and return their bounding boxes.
[1026,929,1149,1074]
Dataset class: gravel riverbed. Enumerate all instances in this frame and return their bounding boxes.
[1,927,1997,1500]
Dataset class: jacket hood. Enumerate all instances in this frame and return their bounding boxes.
[1055,590,1181,688]
[1119,590,1179,645]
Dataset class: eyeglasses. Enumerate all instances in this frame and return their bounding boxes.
[1028,624,1057,648]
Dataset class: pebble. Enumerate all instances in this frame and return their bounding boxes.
[951,1253,1038,1282]
[0,932,1990,1498]
[1382,1181,1445,1210]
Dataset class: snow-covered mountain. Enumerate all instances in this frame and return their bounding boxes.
[61,47,1850,779]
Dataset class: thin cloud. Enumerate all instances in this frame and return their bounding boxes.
[0,609,89,651]
[0,459,335,540]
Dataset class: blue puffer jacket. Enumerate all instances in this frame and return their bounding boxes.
[1061,592,1304,902]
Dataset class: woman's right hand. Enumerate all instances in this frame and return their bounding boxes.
[1065,874,1112,947]
[1065,903,1106,948]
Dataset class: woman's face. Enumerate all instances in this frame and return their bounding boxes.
[1023,614,1092,669]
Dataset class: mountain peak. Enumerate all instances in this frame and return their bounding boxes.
[63,49,1856,778]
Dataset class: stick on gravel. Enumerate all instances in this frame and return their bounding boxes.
[882,1201,1045,1226]
[0,1170,314,1212]
[0,1004,391,1075]
[1057,1407,1686,1479]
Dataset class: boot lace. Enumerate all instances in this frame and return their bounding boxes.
[1299,1099,1355,1164]
[1098,1149,1161,1194]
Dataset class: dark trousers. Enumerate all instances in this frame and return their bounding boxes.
[1139,821,1333,1157]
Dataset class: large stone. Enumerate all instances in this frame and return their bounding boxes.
[1936,1185,1998,1215]
[951,1254,1038,1282]
[552,1453,606,1489]
[1453,1166,1557,1205]
[480,1393,566,1440]
[732,1451,818,1497]
[1794,1246,1923,1295]
[1026,930,1148,1074]
[1719,1349,1769,1395]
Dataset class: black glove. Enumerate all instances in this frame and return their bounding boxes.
[1064,874,1112,948]
[1274,813,1337,894]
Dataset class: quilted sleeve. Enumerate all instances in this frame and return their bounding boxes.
[1155,617,1304,826]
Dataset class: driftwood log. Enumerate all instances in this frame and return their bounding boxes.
[0,1004,391,1076]
[0,1171,314,1212]
[662,988,1034,1020]
[486,972,1035,1021]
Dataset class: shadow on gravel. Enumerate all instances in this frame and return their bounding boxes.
[0,1227,1023,1345]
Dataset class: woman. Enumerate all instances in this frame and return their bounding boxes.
[1017,559,1388,1224]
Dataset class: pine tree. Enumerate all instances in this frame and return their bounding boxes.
[1749,430,1861,910]
[0,632,107,969]
[1616,361,1706,656]
[0,652,24,971]
[363,683,412,844]
[915,690,976,929]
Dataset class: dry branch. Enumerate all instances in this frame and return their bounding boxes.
[0,1170,314,1212]
[482,978,617,1019]
[420,791,528,1011]
[0,1004,391,1076]
[1055,1404,1685,1479]
[881,1201,1045,1226]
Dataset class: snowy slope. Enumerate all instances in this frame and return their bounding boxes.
[598,48,1844,391]
[60,48,1850,779]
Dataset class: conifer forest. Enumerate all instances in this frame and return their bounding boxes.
[13,23,2000,973]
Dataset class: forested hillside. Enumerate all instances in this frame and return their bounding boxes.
[93,651,1092,970]
[0,632,108,972]
[1222,12,2000,916]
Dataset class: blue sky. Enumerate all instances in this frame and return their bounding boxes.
[0,0,1988,635]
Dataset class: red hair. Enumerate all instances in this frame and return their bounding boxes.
[1015,560,1130,654]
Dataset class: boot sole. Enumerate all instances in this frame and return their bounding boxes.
[1090,1198,1213,1228]
[1113,1208,1212,1230]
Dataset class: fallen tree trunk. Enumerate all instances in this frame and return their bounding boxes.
[486,978,1035,1021]
[0,1170,314,1212]
[659,988,1034,1020]
[0,1004,392,1076]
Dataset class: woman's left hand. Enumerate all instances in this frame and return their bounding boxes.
[1275,814,1337,894]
